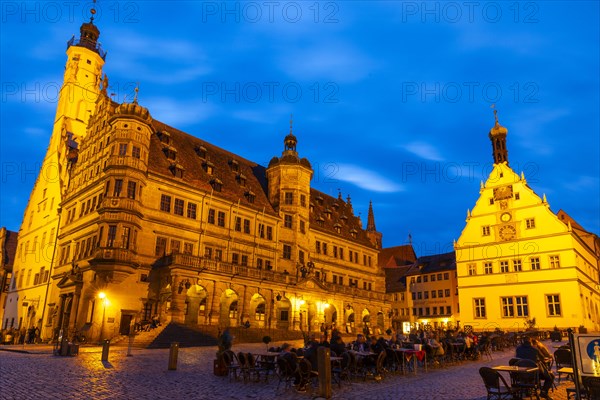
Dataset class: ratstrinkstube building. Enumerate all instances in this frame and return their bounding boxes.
[3,16,392,343]
[455,112,600,332]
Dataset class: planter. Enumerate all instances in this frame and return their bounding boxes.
[213,359,227,376]
[550,331,562,342]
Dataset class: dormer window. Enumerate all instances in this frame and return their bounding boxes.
[170,163,184,178]
[317,216,325,227]
[324,208,332,219]
[195,145,207,159]
[163,145,177,160]
[210,178,223,192]
[332,202,339,210]
[334,223,342,234]
[309,203,315,213]
[340,215,348,224]
[245,190,255,203]
[350,228,357,239]
[202,161,215,175]
[158,130,170,144]
[229,159,240,172]
[236,173,247,187]
[316,195,324,206]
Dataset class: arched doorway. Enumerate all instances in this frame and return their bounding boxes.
[184,284,208,325]
[344,306,355,334]
[219,288,239,327]
[249,293,266,328]
[275,296,291,330]
[376,311,384,335]
[324,304,337,327]
[362,308,371,335]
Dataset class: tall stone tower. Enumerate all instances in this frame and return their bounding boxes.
[266,119,313,274]
[366,201,382,249]
[3,13,105,339]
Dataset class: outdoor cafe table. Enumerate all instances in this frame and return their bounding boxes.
[252,351,280,379]
[395,348,427,375]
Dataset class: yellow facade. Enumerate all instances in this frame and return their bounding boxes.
[2,20,391,343]
[455,120,600,332]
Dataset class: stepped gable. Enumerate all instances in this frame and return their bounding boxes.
[308,189,375,248]
[148,120,277,216]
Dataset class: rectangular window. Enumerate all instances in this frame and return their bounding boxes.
[431,274,436,282]
[170,239,181,254]
[446,306,452,315]
[484,262,493,274]
[339,248,344,260]
[183,243,193,254]
[241,255,248,267]
[468,263,477,276]
[107,225,117,248]
[526,218,536,229]
[234,217,242,232]
[113,179,123,197]
[300,194,306,207]
[501,297,515,317]
[530,257,541,270]
[215,249,223,261]
[417,292,422,300]
[160,194,171,212]
[127,181,136,199]
[431,290,437,299]
[500,260,509,273]
[322,243,328,256]
[174,199,184,216]
[266,226,273,240]
[217,211,226,227]
[482,226,491,236]
[258,223,265,238]
[513,259,522,272]
[423,275,428,282]
[256,258,263,269]
[316,241,321,254]
[284,214,293,229]
[204,247,213,259]
[444,272,449,280]
[474,298,486,318]
[132,146,141,159]
[284,192,293,205]
[445,289,450,297]
[423,291,429,299]
[283,245,292,260]
[280,310,289,322]
[119,143,127,156]
[122,227,131,249]
[438,289,443,298]
[299,220,305,234]
[155,236,167,256]
[231,253,239,265]
[208,209,215,224]
[546,294,561,316]
[298,250,305,265]
[243,219,250,234]
[515,296,528,317]
[549,255,560,268]
[187,203,197,219]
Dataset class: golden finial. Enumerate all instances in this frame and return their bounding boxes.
[90,0,97,22]
[133,83,139,104]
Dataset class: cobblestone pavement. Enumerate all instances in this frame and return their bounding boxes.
[0,340,576,400]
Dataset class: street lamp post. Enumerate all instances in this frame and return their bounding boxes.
[99,292,107,342]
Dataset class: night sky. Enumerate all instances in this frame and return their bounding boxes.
[1,1,598,255]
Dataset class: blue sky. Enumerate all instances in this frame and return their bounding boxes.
[1,1,599,255]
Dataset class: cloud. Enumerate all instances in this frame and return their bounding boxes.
[402,141,444,161]
[335,164,404,192]
[563,176,600,192]
[144,97,217,127]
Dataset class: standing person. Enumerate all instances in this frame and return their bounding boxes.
[516,338,555,399]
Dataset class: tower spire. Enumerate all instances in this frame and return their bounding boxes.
[367,200,377,231]
[488,106,509,165]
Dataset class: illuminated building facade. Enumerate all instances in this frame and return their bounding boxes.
[455,113,600,331]
[2,18,390,343]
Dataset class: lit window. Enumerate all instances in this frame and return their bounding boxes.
[284,192,293,205]
[482,226,491,236]
[500,260,509,273]
[549,255,560,268]
[160,195,171,212]
[484,262,493,274]
[174,199,184,216]
[526,218,536,229]
[546,294,561,316]
[474,298,486,318]
[513,259,522,271]
[468,263,477,276]
[530,257,541,270]
[119,143,127,156]
[207,209,215,224]
[217,212,226,227]
[284,214,293,229]
[283,245,292,260]
[187,203,197,219]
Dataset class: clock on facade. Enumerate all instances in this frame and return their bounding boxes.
[499,224,517,241]
[500,212,512,222]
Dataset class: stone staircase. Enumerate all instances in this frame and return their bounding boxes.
[111,323,168,348]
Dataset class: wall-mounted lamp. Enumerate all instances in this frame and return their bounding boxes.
[345,303,352,311]
[178,279,191,294]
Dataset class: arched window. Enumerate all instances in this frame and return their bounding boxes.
[255,303,265,321]
[198,298,206,317]
[229,301,238,319]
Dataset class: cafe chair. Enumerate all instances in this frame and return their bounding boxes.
[479,367,517,400]
[582,376,600,400]
[222,350,240,382]
[554,348,573,382]
[275,357,295,390]
[510,359,541,400]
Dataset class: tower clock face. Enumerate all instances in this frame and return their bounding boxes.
[500,212,512,222]
[499,224,517,241]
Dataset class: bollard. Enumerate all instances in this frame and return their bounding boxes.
[317,346,332,399]
[168,342,179,370]
[101,339,110,361]
[126,332,135,357]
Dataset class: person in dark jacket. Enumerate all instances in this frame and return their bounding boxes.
[516,338,555,399]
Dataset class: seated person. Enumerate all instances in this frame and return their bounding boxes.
[427,333,445,357]
[352,334,367,352]
[516,338,555,399]
[330,336,346,356]
[278,343,307,391]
